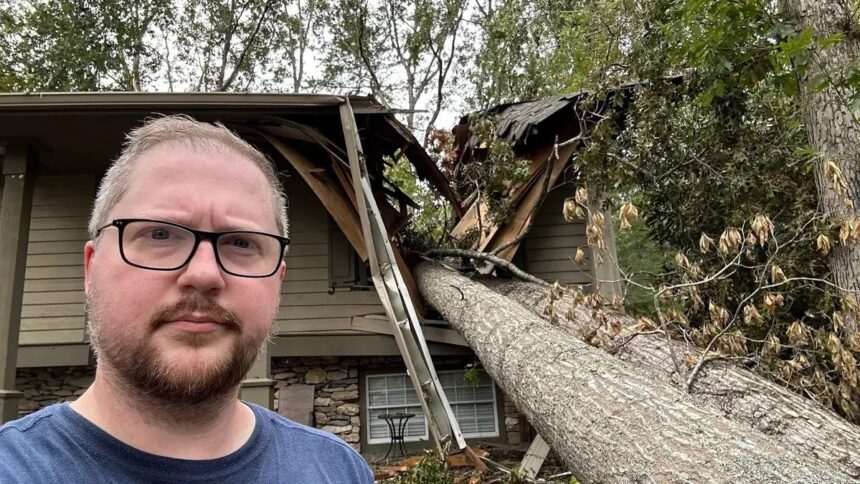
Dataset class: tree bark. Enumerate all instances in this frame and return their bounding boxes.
[784,0,860,336]
[483,278,860,480]
[415,263,852,483]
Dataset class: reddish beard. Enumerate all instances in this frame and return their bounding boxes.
[93,294,261,405]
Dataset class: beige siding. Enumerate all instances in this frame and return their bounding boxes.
[524,185,593,286]
[277,177,384,334]
[20,175,94,346]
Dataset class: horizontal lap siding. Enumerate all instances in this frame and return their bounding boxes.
[524,186,593,286]
[277,178,384,334]
[20,175,94,346]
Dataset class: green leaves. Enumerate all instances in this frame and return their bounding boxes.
[778,27,815,58]
[1,0,173,91]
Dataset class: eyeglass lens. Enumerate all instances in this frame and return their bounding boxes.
[121,220,282,276]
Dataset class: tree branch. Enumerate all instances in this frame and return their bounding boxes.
[427,248,550,287]
[356,4,387,104]
[220,0,274,91]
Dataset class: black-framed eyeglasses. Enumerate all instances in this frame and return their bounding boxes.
[96,218,290,278]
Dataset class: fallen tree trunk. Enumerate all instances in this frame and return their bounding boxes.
[415,262,851,483]
[484,279,860,480]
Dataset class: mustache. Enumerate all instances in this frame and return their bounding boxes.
[149,295,241,332]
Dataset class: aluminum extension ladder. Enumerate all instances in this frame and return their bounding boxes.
[338,101,473,458]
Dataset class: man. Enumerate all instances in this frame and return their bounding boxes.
[0,115,374,483]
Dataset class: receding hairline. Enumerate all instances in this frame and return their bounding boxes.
[112,139,280,219]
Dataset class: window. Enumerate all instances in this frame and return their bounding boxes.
[365,370,499,445]
[366,373,428,443]
[328,219,372,291]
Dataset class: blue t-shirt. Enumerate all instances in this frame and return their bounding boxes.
[0,402,374,483]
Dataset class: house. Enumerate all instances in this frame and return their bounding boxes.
[0,92,617,456]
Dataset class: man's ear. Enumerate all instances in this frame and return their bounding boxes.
[278,260,287,282]
[84,240,96,293]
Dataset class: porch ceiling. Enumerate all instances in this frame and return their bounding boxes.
[0,93,353,175]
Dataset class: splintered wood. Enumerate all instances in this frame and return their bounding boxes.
[261,128,427,315]
[449,143,578,261]
[264,134,369,260]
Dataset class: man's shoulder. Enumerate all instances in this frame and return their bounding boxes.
[0,405,70,482]
[249,403,356,451]
[0,404,65,442]
[248,403,374,483]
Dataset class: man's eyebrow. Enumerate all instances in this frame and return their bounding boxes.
[131,212,268,232]
[131,212,189,225]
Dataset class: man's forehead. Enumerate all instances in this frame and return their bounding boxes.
[113,142,276,219]
[127,142,270,185]
[132,138,259,167]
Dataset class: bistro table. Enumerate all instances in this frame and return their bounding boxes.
[377,412,416,459]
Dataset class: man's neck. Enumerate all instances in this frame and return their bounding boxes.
[69,366,256,460]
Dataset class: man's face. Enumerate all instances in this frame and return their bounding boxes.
[84,142,285,404]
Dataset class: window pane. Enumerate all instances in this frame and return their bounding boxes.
[474,384,494,400]
[368,390,388,406]
[440,370,499,438]
[368,377,386,392]
[439,372,457,387]
[387,388,407,406]
[477,416,496,433]
[457,404,476,420]
[368,408,392,440]
[459,419,477,434]
[404,387,420,405]
[404,413,426,437]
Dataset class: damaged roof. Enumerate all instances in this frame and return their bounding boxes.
[477,93,586,146]
[455,83,640,157]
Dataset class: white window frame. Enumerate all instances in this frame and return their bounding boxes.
[364,369,499,445]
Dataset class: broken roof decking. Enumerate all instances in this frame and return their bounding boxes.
[450,87,635,261]
[456,83,637,154]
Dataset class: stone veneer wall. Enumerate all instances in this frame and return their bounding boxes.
[271,356,362,451]
[15,366,96,417]
[271,356,528,453]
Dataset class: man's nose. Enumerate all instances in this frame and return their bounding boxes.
[177,240,226,292]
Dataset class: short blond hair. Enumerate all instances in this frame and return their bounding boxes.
[88,115,288,239]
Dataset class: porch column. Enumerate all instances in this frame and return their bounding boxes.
[241,342,274,410]
[589,201,625,301]
[0,145,36,423]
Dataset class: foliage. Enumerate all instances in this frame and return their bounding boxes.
[462,365,480,387]
[269,0,329,93]
[0,0,323,92]
[385,155,449,253]
[467,0,639,109]
[467,0,860,422]
[387,449,454,484]
[599,0,859,421]
[316,0,467,135]
[456,115,531,225]
[177,0,281,91]
[613,197,672,318]
[1,0,172,91]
